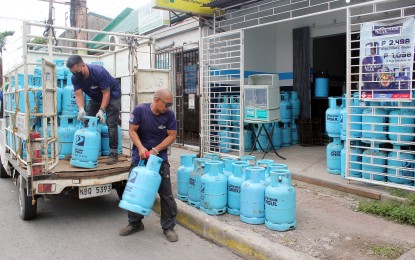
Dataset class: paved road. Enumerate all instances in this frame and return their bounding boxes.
[0,177,242,260]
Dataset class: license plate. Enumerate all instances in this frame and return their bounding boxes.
[79,184,112,199]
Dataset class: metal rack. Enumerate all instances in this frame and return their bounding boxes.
[345,0,415,190]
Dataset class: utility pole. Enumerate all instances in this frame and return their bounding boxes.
[72,0,88,54]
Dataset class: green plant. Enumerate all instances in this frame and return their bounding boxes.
[387,187,409,198]
[370,244,403,259]
[0,30,14,56]
[31,37,48,45]
[386,188,415,205]
[358,200,415,225]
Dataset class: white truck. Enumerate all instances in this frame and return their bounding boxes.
[0,22,168,220]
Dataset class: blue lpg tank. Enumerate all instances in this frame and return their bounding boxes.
[387,146,414,185]
[280,92,292,123]
[99,121,110,156]
[341,141,363,179]
[204,153,220,161]
[257,159,274,181]
[265,172,297,231]
[291,119,298,145]
[200,161,227,215]
[326,97,341,137]
[177,154,197,201]
[218,127,231,153]
[58,115,77,159]
[230,126,240,150]
[240,167,267,225]
[243,126,254,152]
[362,145,387,182]
[119,155,163,216]
[340,97,347,141]
[268,164,289,184]
[388,106,415,145]
[18,75,40,113]
[227,161,250,216]
[230,95,240,125]
[37,80,62,114]
[315,77,329,97]
[362,102,387,143]
[216,95,231,125]
[61,74,78,117]
[222,157,237,178]
[272,123,282,149]
[350,92,363,138]
[290,91,301,119]
[281,123,291,147]
[327,137,343,175]
[188,158,211,208]
[70,116,101,169]
[240,155,257,167]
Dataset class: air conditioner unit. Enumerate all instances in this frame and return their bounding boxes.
[109,35,126,51]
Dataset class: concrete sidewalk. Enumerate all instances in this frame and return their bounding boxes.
[161,145,414,259]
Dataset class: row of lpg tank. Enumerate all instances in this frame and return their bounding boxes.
[214,91,301,153]
[5,60,122,167]
[176,153,297,231]
[325,93,415,185]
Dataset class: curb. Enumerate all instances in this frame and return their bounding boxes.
[154,197,316,260]
[292,174,382,200]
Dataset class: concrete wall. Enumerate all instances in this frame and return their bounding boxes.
[241,9,346,86]
[149,18,200,52]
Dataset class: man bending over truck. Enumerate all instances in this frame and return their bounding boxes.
[119,89,178,242]
[66,55,121,165]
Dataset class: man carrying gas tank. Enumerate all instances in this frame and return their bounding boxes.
[119,89,178,242]
[66,55,121,165]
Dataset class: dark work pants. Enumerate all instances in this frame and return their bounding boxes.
[128,160,177,230]
[87,98,120,152]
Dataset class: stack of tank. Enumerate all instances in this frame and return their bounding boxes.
[242,91,300,153]
[325,96,344,175]
[12,60,122,161]
[329,92,415,186]
[176,153,297,231]
[357,99,414,185]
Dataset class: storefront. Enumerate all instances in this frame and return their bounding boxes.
[200,0,415,190]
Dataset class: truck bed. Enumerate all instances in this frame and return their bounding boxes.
[51,154,131,179]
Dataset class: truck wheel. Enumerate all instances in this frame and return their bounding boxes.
[18,175,37,220]
[0,162,8,178]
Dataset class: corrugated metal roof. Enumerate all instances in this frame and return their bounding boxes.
[88,7,138,49]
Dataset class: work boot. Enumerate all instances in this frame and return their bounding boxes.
[119,221,144,236]
[107,153,118,165]
[163,228,178,242]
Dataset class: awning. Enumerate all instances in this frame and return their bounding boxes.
[204,0,258,9]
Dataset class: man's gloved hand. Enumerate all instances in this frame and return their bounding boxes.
[77,107,85,122]
[96,109,106,124]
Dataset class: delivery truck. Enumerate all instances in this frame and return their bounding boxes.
[0,21,167,220]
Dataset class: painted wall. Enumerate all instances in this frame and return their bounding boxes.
[212,9,347,87]
[244,25,277,82]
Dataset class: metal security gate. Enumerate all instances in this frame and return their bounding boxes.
[156,47,201,146]
[345,0,415,190]
[201,30,244,157]
[156,47,185,145]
